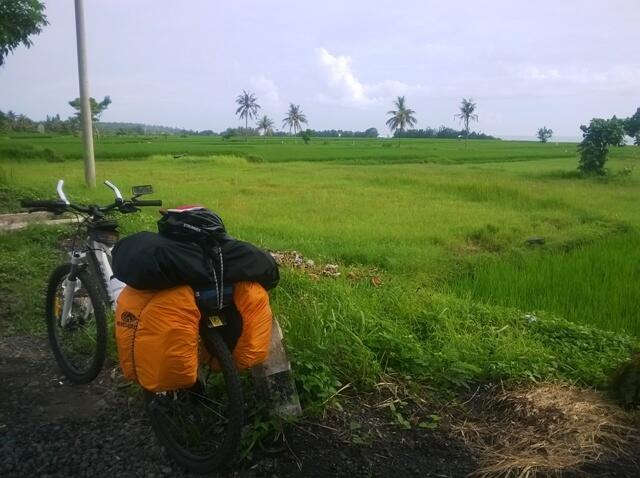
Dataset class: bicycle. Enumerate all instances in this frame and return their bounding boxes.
[22,180,244,473]
[21,179,160,383]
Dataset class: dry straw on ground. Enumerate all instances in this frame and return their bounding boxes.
[454,383,638,478]
[270,250,341,278]
[270,250,383,286]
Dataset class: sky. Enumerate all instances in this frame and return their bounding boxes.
[0,0,639,138]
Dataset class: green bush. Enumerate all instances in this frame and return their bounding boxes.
[577,118,626,175]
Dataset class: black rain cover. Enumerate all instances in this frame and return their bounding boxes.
[112,232,279,291]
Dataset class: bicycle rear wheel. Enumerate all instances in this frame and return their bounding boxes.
[45,263,108,384]
[144,325,244,474]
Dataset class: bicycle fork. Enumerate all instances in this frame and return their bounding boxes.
[60,252,88,327]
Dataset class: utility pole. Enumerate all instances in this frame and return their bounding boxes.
[74,0,96,187]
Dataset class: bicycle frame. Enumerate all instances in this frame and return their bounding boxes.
[87,237,124,306]
[59,234,124,326]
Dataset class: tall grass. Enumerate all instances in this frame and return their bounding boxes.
[274,270,635,402]
[450,234,640,335]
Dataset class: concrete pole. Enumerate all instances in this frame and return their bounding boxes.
[74,0,96,188]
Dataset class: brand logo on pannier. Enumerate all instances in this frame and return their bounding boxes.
[117,311,139,329]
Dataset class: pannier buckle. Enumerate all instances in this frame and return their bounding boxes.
[208,316,225,328]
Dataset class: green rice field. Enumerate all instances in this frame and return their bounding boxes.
[1,135,639,404]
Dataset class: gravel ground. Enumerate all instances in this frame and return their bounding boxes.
[3,332,635,477]
[0,334,478,478]
[0,335,194,478]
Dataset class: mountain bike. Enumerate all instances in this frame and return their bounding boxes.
[21,180,161,382]
[21,180,244,473]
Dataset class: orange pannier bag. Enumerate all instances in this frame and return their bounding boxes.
[115,285,200,392]
[231,281,273,369]
[203,281,273,370]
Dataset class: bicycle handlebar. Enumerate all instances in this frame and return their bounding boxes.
[21,179,162,215]
[104,180,123,200]
[131,199,162,207]
[20,199,67,209]
[56,179,70,205]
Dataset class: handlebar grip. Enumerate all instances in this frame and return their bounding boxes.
[131,199,162,207]
[20,199,66,209]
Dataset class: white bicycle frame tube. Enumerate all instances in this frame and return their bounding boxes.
[88,238,122,307]
[59,241,121,326]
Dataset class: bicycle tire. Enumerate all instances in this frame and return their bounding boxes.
[45,263,108,384]
[144,326,244,474]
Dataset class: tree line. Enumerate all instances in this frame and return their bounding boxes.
[0,95,111,135]
[234,91,308,141]
[233,92,491,143]
[394,128,495,140]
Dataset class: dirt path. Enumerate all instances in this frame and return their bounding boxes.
[0,333,478,477]
[2,330,637,477]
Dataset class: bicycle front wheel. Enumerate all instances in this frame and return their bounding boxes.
[144,326,244,474]
[45,264,108,384]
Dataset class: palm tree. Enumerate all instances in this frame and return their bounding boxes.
[257,115,274,136]
[386,96,417,146]
[455,98,478,137]
[282,103,308,137]
[235,90,260,142]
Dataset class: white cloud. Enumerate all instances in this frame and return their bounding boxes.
[519,66,561,80]
[317,48,367,102]
[575,66,640,94]
[515,64,640,95]
[249,75,281,109]
[315,48,423,106]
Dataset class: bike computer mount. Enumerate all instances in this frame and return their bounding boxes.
[132,185,154,197]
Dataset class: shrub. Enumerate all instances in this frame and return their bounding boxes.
[577,118,626,175]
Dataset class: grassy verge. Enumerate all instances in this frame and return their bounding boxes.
[275,269,635,407]
[0,225,634,411]
[0,226,63,334]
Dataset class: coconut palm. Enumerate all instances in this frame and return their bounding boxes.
[257,115,275,136]
[455,98,478,137]
[235,90,260,141]
[386,96,417,145]
[282,103,307,136]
